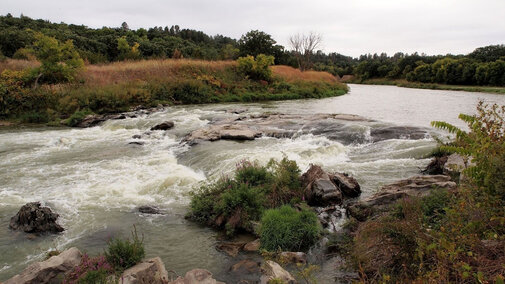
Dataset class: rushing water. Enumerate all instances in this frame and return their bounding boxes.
[1,84,504,282]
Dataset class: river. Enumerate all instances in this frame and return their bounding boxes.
[1,84,504,282]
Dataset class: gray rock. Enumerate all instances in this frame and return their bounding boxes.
[331,173,361,198]
[230,259,261,275]
[260,261,295,284]
[4,247,82,284]
[138,205,162,214]
[120,257,169,284]
[9,202,64,234]
[311,179,343,205]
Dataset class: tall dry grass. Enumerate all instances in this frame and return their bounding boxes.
[0,59,39,73]
[271,65,340,84]
[80,59,237,86]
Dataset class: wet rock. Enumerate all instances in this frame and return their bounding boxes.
[76,114,106,128]
[9,202,64,234]
[121,257,169,284]
[151,121,175,131]
[169,269,224,284]
[216,241,246,257]
[347,175,456,221]
[243,239,261,252]
[422,155,448,175]
[129,141,145,146]
[4,247,82,284]
[138,205,162,214]
[279,252,307,264]
[260,260,295,284]
[184,124,262,142]
[331,173,361,198]
[230,259,261,275]
[316,206,343,232]
[370,126,428,142]
[226,108,248,114]
[132,134,142,139]
[311,179,342,205]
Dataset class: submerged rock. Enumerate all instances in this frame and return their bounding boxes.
[151,121,175,131]
[9,202,64,234]
[121,257,169,284]
[4,247,82,284]
[370,126,428,142]
[138,205,162,214]
[169,269,224,284]
[347,175,457,221]
[230,259,261,275]
[260,261,295,284]
[216,241,246,257]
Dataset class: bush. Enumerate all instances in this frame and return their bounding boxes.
[65,109,93,127]
[20,110,49,123]
[260,205,320,251]
[237,54,275,81]
[104,226,145,273]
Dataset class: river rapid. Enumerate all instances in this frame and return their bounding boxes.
[1,84,504,282]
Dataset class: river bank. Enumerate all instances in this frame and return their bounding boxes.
[349,78,505,95]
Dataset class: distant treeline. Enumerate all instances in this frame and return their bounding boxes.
[1,13,504,86]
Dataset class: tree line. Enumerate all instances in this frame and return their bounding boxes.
[1,13,504,86]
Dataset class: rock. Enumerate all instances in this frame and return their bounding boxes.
[151,121,175,131]
[138,205,162,214]
[311,179,342,205]
[132,134,142,139]
[120,257,169,284]
[76,114,106,128]
[370,126,428,142]
[301,164,328,189]
[422,155,448,175]
[243,239,261,252]
[230,259,261,275]
[169,269,224,284]
[315,206,343,232]
[347,175,457,221]
[260,261,296,284]
[331,173,361,198]
[129,141,145,146]
[4,247,82,284]
[279,252,307,264]
[184,124,261,143]
[216,242,246,257]
[444,153,474,181]
[9,202,64,234]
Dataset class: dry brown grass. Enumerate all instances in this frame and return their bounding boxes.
[271,65,340,84]
[80,59,237,86]
[0,59,39,73]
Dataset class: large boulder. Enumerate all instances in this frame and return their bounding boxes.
[331,173,361,198]
[151,121,175,131]
[169,269,224,284]
[4,247,82,284]
[347,175,457,221]
[260,261,296,284]
[9,202,64,234]
[311,179,342,205]
[120,257,169,284]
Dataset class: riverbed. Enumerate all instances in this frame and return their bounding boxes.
[1,84,504,282]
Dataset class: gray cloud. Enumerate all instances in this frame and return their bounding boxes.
[2,0,504,57]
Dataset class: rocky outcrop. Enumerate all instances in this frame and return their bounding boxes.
[169,269,224,284]
[301,165,360,206]
[151,121,175,131]
[4,247,82,284]
[120,257,169,284]
[260,261,296,284]
[9,202,64,234]
[347,175,457,221]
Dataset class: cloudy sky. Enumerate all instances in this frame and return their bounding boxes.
[2,0,505,57]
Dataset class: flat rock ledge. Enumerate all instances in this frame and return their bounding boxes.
[347,175,457,221]
[4,247,82,284]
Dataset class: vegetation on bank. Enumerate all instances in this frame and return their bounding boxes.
[340,102,505,283]
[187,158,321,251]
[350,78,505,94]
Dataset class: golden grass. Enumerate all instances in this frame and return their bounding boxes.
[271,65,340,84]
[0,59,39,73]
[81,59,237,86]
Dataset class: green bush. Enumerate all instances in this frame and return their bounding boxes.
[65,109,93,127]
[20,110,49,123]
[78,269,110,284]
[260,205,320,251]
[104,226,145,273]
[237,54,275,81]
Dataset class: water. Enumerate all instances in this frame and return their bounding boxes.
[0,84,504,282]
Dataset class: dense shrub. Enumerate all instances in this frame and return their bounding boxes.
[65,109,93,127]
[237,54,275,81]
[104,226,145,273]
[260,205,320,251]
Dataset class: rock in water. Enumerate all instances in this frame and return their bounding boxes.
[331,172,361,198]
[243,239,261,252]
[4,247,82,284]
[121,257,169,284]
[151,121,175,131]
[9,202,64,234]
[138,205,162,214]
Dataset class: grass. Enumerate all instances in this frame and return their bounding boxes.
[350,78,505,94]
[0,59,347,125]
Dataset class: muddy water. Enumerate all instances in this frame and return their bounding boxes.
[1,84,504,282]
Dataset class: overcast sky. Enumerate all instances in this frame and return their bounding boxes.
[2,0,505,57]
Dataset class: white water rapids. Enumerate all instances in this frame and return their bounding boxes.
[1,84,504,282]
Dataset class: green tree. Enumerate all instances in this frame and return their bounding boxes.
[238,30,276,57]
[31,33,84,85]
[117,36,141,60]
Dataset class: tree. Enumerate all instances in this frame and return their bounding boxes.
[117,36,140,60]
[289,32,322,71]
[121,22,130,31]
[238,30,276,57]
[31,33,84,85]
